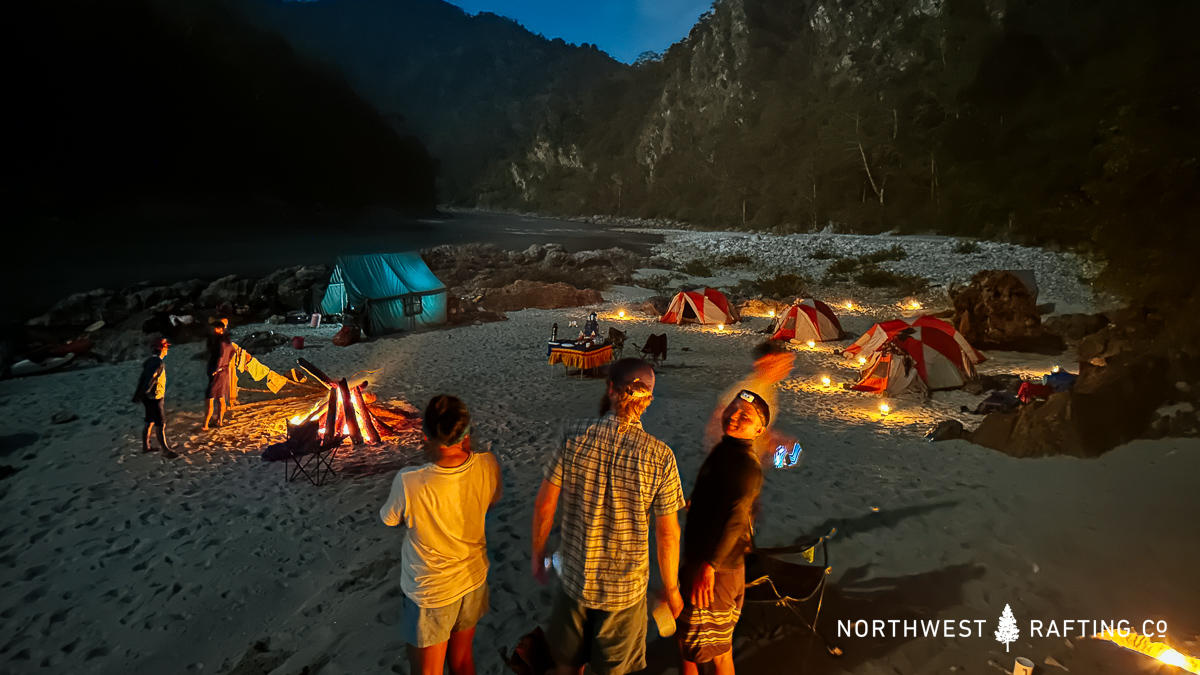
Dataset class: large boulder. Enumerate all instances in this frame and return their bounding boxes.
[951,270,1064,353]
[477,281,602,313]
[26,288,131,328]
[199,275,253,308]
[967,351,1175,457]
[1044,313,1110,342]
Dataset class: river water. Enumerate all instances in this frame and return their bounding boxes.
[13,210,664,318]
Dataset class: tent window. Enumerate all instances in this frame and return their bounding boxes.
[403,295,423,317]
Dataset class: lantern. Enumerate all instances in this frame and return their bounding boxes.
[717,324,724,331]
[820,376,831,387]
[880,403,891,416]
[806,340,816,348]
[618,310,626,318]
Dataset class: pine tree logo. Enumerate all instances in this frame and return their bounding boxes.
[995,604,1020,652]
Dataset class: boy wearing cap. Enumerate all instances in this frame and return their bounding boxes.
[132,338,175,456]
[380,395,503,675]
[678,390,770,675]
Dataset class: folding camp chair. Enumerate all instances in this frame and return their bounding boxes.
[280,420,344,486]
[639,333,667,367]
[743,528,842,656]
[608,327,627,359]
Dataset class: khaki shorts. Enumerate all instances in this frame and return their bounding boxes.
[545,585,647,675]
[401,583,489,648]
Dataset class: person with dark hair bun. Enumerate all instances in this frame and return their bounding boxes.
[380,395,503,675]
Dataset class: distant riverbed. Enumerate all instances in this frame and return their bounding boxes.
[10,209,663,319]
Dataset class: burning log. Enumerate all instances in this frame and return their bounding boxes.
[286,367,393,446]
[1093,629,1200,673]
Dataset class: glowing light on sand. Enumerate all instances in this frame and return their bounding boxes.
[806,340,816,348]
[717,324,724,331]
[844,301,854,310]
[1093,629,1200,673]
[906,300,922,310]
[880,403,891,416]
[618,310,626,318]
[858,356,867,365]
[768,309,776,318]
[820,376,831,387]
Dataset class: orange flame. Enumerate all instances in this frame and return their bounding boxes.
[1094,629,1200,673]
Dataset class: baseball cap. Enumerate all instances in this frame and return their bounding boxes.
[608,357,655,391]
[733,389,771,427]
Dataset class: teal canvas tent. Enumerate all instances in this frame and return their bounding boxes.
[320,252,447,335]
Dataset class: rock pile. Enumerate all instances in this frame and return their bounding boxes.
[477,281,602,313]
[968,304,1200,457]
[422,243,645,295]
[951,270,1064,353]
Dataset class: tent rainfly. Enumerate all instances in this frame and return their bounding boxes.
[770,298,843,342]
[320,252,447,335]
[844,316,985,364]
[851,326,978,393]
[660,288,739,325]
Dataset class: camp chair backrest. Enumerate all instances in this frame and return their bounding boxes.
[608,327,626,348]
[641,333,667,362]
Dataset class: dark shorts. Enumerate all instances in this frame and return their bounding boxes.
[545,585,647,675]
[142,398,165,425]
[679,566,745,663]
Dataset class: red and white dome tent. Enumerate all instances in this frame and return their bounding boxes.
[843,316,985,364]
[769,298,844,342]
[850,326,979,394]
[660,288,740,325]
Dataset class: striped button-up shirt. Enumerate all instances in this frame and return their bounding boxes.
[545,412,686,611]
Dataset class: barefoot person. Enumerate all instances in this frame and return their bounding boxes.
[531,358,686,675]
[679,391,771,675]
[380,395,503,675]
[203,319,235,429]
[132,338,175,456]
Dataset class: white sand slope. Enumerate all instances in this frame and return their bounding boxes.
[1,302,1197,675]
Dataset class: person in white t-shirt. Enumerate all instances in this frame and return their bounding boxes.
[380,395,503,675]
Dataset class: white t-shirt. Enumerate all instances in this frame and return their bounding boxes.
[379,452,503,608]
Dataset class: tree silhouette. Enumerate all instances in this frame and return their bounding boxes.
[995,604,1020,652]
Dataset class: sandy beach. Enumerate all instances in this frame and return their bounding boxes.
[2,267,1198,675]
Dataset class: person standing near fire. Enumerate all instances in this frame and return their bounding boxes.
[132,337,175,457]
[379,395,503,675]
[203,318,237,429]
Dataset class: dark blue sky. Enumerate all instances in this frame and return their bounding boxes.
[448,0,712,63]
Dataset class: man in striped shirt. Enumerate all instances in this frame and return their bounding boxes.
[532,358,686,675]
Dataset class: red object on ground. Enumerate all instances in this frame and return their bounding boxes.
[1018,382,1053,403]
[292,336,305,349]
[331,325,361,347]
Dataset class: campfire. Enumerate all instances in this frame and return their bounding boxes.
[1093,629,1200,673]
[288,358,394,445]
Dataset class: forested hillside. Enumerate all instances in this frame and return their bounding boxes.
[228,0,622,198]
[483,0,1200,297]
[9,0,438,216]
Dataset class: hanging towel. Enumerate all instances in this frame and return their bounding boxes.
[266,371,288,394]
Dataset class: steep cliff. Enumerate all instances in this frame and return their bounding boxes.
[484,0,1200,295]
